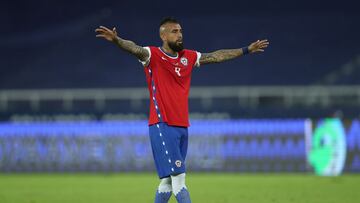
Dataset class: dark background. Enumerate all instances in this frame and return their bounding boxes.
[1,0,359,89]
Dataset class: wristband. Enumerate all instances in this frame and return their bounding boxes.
[242,47,250,55]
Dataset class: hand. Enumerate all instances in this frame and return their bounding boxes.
[95,26,118,42]
[248,39,269,53]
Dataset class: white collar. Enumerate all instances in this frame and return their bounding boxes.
[158,47,178,59]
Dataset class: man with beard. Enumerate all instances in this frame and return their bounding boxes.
[95,17,269,203]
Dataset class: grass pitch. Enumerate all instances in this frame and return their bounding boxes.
[0,173,359,203]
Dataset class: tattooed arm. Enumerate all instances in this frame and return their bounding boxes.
[95,26,149,62]
[199,39,269,65]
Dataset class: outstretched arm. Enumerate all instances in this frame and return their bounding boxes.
[199,39,269,65]
[95,26,149,62]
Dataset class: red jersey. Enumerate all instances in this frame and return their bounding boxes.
[140,46,201,127]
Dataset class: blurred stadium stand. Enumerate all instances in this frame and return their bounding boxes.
[0,86,359,121]
[315,55,360,85]
[1,1,359,88]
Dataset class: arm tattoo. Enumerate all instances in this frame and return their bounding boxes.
[199,49,244,65]
[113,37,149,61]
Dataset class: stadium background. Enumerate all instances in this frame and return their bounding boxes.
[0,0,359,202]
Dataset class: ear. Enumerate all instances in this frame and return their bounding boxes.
[160,32,167,42]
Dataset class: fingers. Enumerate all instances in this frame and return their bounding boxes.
[95,28,105,33]
[254,39,269,50]
[95,26,115,34]
[252,48,264,53]
[100,26,112,32]
[95,28,109,34]
[249,39,269,53]
[255,40,269,45]
[95,26,117,41]
[254,39,269,44]
[260,40,269,46]
[258,42,268,48]
[113,27,117,35]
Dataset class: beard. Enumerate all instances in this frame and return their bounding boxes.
[168,40,184,52]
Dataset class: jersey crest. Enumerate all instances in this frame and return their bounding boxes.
[180,57,188,66]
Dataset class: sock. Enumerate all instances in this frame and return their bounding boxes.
[171,173,191,203]
[154,177,172,203]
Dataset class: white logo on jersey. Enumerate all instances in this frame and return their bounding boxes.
[175,67,181,76]
[161,56,168,61]
[175,160,182,167]
[180,57,188,66]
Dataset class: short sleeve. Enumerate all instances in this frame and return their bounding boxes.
[138,47,151,67]
[194,51,201,67]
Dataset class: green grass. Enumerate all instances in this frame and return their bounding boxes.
[0,173,359,203]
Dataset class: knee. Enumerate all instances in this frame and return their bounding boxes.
[158,177,172,192]
[171,173,187,195]
[171,173,186,183]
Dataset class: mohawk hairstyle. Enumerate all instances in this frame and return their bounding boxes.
[160,17,180,27]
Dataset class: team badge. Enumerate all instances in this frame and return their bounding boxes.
[180,57,188,66]
[175,160,182,167]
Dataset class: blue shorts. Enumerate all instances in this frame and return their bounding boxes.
[149,122,188,179]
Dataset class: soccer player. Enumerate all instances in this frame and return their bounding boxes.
[95,17,269,203]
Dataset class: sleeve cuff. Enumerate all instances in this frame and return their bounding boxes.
[138,47,151,67]
[195,51,201,67]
